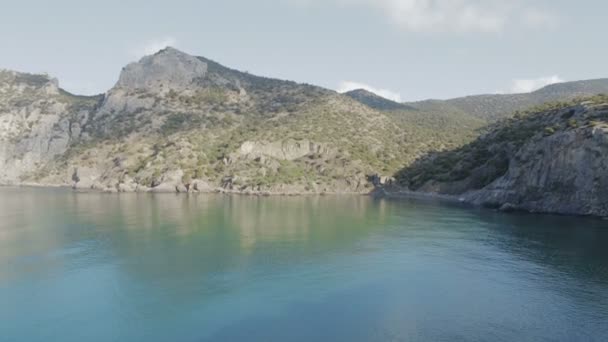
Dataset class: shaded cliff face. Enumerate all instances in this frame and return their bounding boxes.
[396,96,608,217]
[467,124,608,216]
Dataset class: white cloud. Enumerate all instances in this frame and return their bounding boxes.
[130,36,178,59]
[501,75,565,94]
[521,8,559,29]
[338,81,402,102]
[297,0,558,33]
[355,0,505,33]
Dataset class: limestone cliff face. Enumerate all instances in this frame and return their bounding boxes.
[465,113,608,217]
[97,48,210,123]
[2,48,608,207]
[236,140,334,161]
[396,98,608,217]
[0,70,99,184]
[116,47,209,91]
[0,48,397,194]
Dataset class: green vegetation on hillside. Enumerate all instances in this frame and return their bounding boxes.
[3,48,608,195]
[396,95,608,191]
[407,79,608,122]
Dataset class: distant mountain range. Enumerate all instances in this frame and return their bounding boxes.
[1,47,607,211]
[345,78,608,123]
[406,78,608,121]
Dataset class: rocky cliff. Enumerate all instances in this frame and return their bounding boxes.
[2,48,608,209]
[0,70,100,184]
[0,49,417,194]
[394,96,608,217]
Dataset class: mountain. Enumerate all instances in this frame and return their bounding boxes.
[408,79,608,122]
[344,89,486,157]
[1,48,476,194]
[392,95,608,217]
[344,89,415,111]
[0,70,101,182]
[1,48,607,200]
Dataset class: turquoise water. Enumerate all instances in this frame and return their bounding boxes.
[1,188,607,341]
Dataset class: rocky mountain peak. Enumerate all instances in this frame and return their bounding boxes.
[0,70,60,96]
[114,47,208,91]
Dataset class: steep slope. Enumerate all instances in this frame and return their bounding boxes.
[409,79,608,122]
[2,48,606,197]
[345,88,486,155]
[0,70,101,184]
[86,47,332,139]
[394,95,608,217]
[6,48,428,194]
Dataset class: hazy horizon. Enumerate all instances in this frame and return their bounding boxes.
[6,45,607,102]
[2,0,607,101]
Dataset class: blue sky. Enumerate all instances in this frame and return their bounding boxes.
[1,0,606,101]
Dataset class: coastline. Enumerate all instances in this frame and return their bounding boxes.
[370,185,464,203]
[3,183,607,220]
[372,185,608,220]
[0,182,371,197]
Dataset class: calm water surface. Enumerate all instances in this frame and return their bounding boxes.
[1,188,607,341]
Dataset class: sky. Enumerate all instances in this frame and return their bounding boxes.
[1,0,606,101]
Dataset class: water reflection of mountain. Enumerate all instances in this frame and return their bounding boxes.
[0,189,396,296]
[2,189,608,341]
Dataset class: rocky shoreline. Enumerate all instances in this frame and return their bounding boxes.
[374,185,608,219]
[2,182,370,197]
[392,98,608,219]
[371,185,462,202]
[5,182,608,219]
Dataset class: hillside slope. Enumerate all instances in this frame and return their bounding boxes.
[2,48,607,198]
[408,79,608,122]
[394,96,608,217]
[1,48,478,194]
[344,89,415,111]
[0,70,101,183]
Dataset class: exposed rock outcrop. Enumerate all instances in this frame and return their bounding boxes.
[395,97,608,217]
[0,71,100,184]
[2,48,608,206]
[465,123,608,217]
[235,140,333,161]
[116,47,208,92]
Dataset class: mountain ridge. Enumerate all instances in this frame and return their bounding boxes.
[1,47,608,204]
[407,78,608,121]
[1,48,411,194]
[343,89,416,111]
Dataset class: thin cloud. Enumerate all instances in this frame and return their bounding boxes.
[130,36,178,59]
[521,8,560,29]
[359,0,505,33]
[338,81,402,102]
[499,75,565,94]
[297,0,558,33]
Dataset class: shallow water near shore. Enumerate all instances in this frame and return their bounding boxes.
[1,187,607,341]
